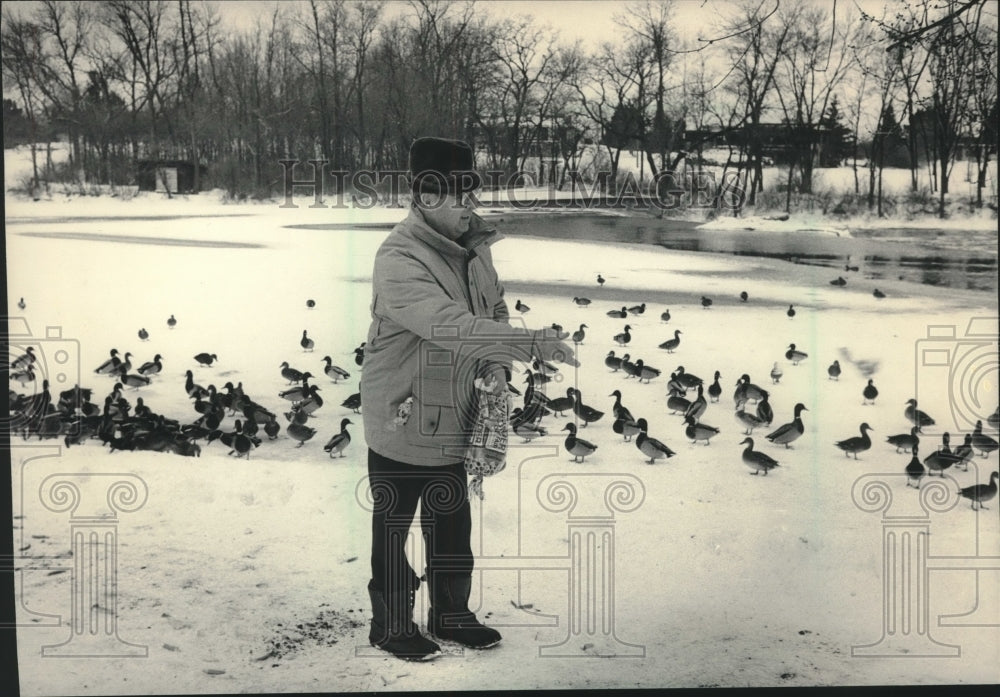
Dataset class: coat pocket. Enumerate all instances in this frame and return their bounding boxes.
[406,377,468,446]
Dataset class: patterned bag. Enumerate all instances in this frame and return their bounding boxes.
[464,370,510,499]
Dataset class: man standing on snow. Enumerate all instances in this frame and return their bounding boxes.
[359,136,577,661]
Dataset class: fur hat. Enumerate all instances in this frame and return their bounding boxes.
[409,136,482,194]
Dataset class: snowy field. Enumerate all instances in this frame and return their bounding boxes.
[5,180,1000,694]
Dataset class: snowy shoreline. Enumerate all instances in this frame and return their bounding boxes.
[6,190,1000,693]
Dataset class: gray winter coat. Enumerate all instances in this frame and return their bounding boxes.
[360,206,533,466]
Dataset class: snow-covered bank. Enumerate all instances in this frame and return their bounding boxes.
[6,196,1000,693]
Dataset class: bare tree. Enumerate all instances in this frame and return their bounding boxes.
[1,13,50,195]
[722,0,793,208]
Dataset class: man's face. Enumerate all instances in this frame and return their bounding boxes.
[419,190,473,240]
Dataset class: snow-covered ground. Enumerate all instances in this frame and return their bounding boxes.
[5,183,999,693]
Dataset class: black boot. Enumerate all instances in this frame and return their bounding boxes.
[368,579,441,661]
[428,574,502,649]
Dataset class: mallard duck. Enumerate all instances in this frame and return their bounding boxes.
[862,379,879,405]
[532,357,560,376]
[887,426,920,453]
[12,367,36,386]
[735,406,765,435]
[547,388,576,417]
[550,323,570,340]
[572,324,588,344]
[787,304,795,318]
[958,472,999,510]
[770,362,783,384]
[597,274,605,287]
[515,299,531,313]
[684,385,707,423]
[904,398,935,432]
[300,330,315,352]
[971,420,999,458]
[605,351,623,372]
[740,437,779,475]
[905,445,925,488]
[951,433,973,471]
[306,299,316,308]
[873,289,886,299]
[194,352,218,367]
[167,314,177,329]
[342,386,362,413]
[620,355,638,379]
[607,306,628,318]
[281,361,306,384]
[923,432,958,476]
[701,296,713,309]
[827,360,841,381]
[118,366,151,389]
[297,384,324,416]
[685,414,720,445]
[765,403,808,448]
[12,346,36,372]
[613,415,641,442]
[279,377,313,403]
[94,348,121,376]
[184,370,210,399]
[613,324,632,347]
[137,354,163,377]
[659,330,682,353]
[735,374,768,404]
[354,344,366,367]
[634,360,661,384]
[835,422,874,459]
[707,371,722,402]
[635,418,675,463]
[674,366,703,391]
[628,303,646,316]
[321,355,350,383]
[740,291,749,302]
[573,297,592,307]
[323,418,353,457]
[756,394,774,426]
[785,344,808,365]
[513,419,547,442]
[571,389,604,427]
[563,423,597,462]
[287,421,318,447]
[17,297,26,310]
[830,276,847,286]
[264,416,281,440]
[660,309,671,323]
[138,328,149,341]
[230,420,260,459]
[667,385,691,415]
[609,390,634,422]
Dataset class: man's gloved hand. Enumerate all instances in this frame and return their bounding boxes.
[531,327,580,368]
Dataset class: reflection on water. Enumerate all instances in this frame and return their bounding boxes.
[488,213,998,293]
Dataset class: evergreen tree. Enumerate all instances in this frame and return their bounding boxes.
[876,104,909,168]
[818,96,854,167]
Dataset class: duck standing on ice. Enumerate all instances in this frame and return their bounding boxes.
[766,403,808,448]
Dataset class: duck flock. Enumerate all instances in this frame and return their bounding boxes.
[8,277,1000,511]
[8,301,363,461]
[507,272,1000,511]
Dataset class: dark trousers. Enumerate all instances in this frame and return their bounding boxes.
[368,449,473,596]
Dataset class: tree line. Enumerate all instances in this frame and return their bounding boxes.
[2,0,996,216]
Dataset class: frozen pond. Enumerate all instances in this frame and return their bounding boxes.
[292,212,997,293]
